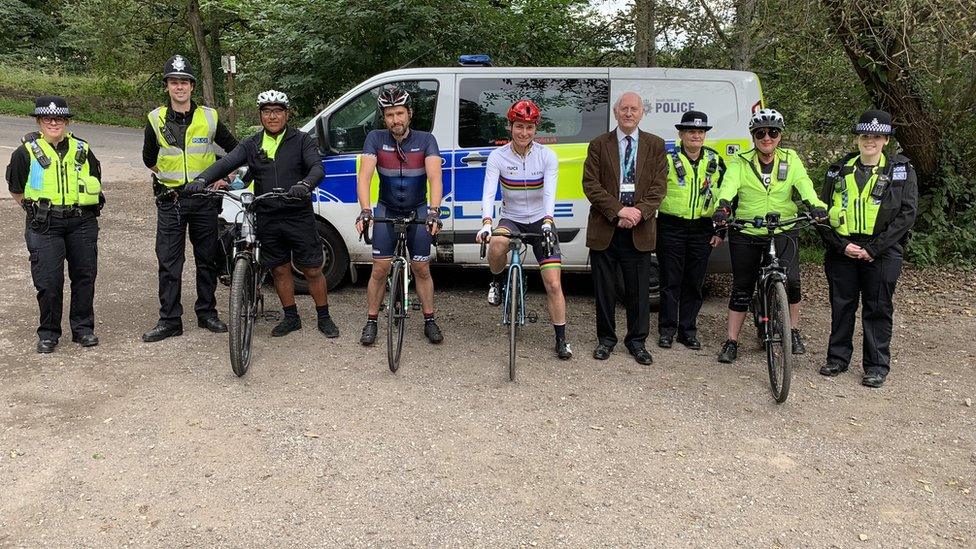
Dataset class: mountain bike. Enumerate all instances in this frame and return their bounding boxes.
[209,188,292,377]
[362,212,428,373]
[481,229,552,381]
[726,212,818,403]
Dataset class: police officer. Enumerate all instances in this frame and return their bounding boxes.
[5,97,103,353]
[189,90,338,338]
[141,54,238,342]
[656,110,726,350]
[816,110,917,388]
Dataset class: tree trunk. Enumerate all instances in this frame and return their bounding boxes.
[634,0,656,67]
[732,0,756,70]
[822,0,955,191]
[187,0,216,107]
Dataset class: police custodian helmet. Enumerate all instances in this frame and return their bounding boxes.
[162,55,196,83]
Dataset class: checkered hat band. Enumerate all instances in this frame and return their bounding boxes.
[855,122,891,134]
[35,106,70,117]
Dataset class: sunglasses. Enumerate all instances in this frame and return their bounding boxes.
[752,128,781,139]
[260,108,287,116]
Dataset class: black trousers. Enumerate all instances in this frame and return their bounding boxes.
[728,230,801,312]
[591,228,652,350]
[825,246,902,374]
[24,214,99,341]
[656,216,713,339]
[155,196,220,327]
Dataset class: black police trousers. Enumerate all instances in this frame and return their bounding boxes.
[24,214,98,341]
[656,215,713,339]
[155,196,220,328]
[591,227,652,350]
[824,246,902,374]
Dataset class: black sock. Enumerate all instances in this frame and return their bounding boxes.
[491,271,503,285]
[316,304,330,320]
[367,314,378,323]
[554,323,566,340]
[283,304,299,319]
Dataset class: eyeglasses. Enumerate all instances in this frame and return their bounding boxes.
[752,128,781,139]
[39,117,68,126]
[260,108,287,117]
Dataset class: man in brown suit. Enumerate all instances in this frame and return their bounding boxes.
[582,91,668,365]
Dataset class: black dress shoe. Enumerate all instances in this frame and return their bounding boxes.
[271,316,302,337]
[677,334,701,350]
[72,333,99,347]
[592,344,613,360]
[36,339,57,354]
[142,323,183,343]
[628,346,654,365]
[861,370,887,388]
[657,335,673,348]
[198,316,228,333]
[819,362,849,376]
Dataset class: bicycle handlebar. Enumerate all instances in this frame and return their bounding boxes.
[725,211,823,232]
[204,188,296,208]
[479,230,552,260]
[360,214,427,246]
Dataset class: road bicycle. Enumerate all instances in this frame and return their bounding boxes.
[363,212,429,373]
[480,229,552,381]
[726,211,818,403]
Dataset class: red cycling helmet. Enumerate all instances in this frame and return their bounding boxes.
[507,99,541,124]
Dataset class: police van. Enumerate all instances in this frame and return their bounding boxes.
[294,59,763,289]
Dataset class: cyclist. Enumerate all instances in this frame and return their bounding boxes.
[476,99,573,360]
[711,108,828,363]
[816,109,918,388]
[354,87,444,346]
[188,90,339,338]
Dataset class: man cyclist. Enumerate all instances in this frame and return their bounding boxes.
[355,87,444,346]
[188,90,339,338]
[711,108,828,363]
[476,99,572,360]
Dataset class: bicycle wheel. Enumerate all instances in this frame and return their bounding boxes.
[387,260,406,373]
[765,280,793,403]
[229,256,257,377]
[507,266,521,381]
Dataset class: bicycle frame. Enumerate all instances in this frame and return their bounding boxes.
[501,238,528,327]
[389,220,412,312]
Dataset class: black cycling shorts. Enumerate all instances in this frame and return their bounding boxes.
[256,213,323,269]
[495,218,561,269]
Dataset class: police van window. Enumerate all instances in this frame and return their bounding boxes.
[458,78,609,148]
[326,80,438,154]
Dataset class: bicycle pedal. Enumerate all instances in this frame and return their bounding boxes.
[527,312,539,324]
[263,311,280,322]
[411,302,421,311]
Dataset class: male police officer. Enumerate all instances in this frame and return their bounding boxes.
[5,97,103,353]
[657,111,726,350]
[142,55,238,342]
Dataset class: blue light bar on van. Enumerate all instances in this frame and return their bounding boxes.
[459,54,493,67]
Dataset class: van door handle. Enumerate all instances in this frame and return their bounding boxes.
[461,154,488,164]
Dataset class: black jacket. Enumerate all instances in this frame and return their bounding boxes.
[816,152,918,258]
[197,126,323,216]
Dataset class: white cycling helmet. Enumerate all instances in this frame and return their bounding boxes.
[257,89,289,108]
[749,108,785,131]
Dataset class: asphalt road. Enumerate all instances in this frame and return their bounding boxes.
[0,115,146,199]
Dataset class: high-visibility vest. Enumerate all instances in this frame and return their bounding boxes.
[828,154,890,236]
[148,106,218,187]
[23,133,100,206]
[660,146,720,219]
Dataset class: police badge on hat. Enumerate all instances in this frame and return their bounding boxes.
[162,54,196,83]
[172,55,186,71]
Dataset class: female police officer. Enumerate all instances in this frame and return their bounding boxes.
[816,110,918,388]
[4,97,103,353]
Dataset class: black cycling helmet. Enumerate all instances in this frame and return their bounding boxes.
[377,87,412,110]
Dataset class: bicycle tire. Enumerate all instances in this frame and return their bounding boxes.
[507,266,521,381]
[387,260,406,373]
[229,256,257,377]
[765,280,793,403]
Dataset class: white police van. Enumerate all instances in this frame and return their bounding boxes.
[290,58,763,289]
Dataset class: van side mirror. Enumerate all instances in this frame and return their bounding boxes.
[315,114,333,156]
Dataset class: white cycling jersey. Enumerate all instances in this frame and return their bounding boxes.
[481,142,558,224]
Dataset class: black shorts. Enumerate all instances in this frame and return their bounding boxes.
[256,213,323,269]
[495,218,562,269]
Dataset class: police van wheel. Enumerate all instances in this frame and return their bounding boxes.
[292,219,349,294]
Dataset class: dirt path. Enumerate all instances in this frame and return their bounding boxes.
[1,183,974,547]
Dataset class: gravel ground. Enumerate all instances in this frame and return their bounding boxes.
[1,182,974,548]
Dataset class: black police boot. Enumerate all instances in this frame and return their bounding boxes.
[72,333,99,347]
[717,339,738,363]
[791,329,806,354]
[142,322,183,343]
[424,319,444,344]
[819,362,849,376]
[271,316,302,337]
[317,316,339,338]
[677,334,702,350]
[360,320,378,346]
[36,339,57,354]
[198,316,228,333]
[657,334,674,348]
[861,369,887,388]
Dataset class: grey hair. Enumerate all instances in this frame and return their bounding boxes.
[613,92,644,111]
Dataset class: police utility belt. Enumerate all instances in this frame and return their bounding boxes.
[23,199,97,220]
